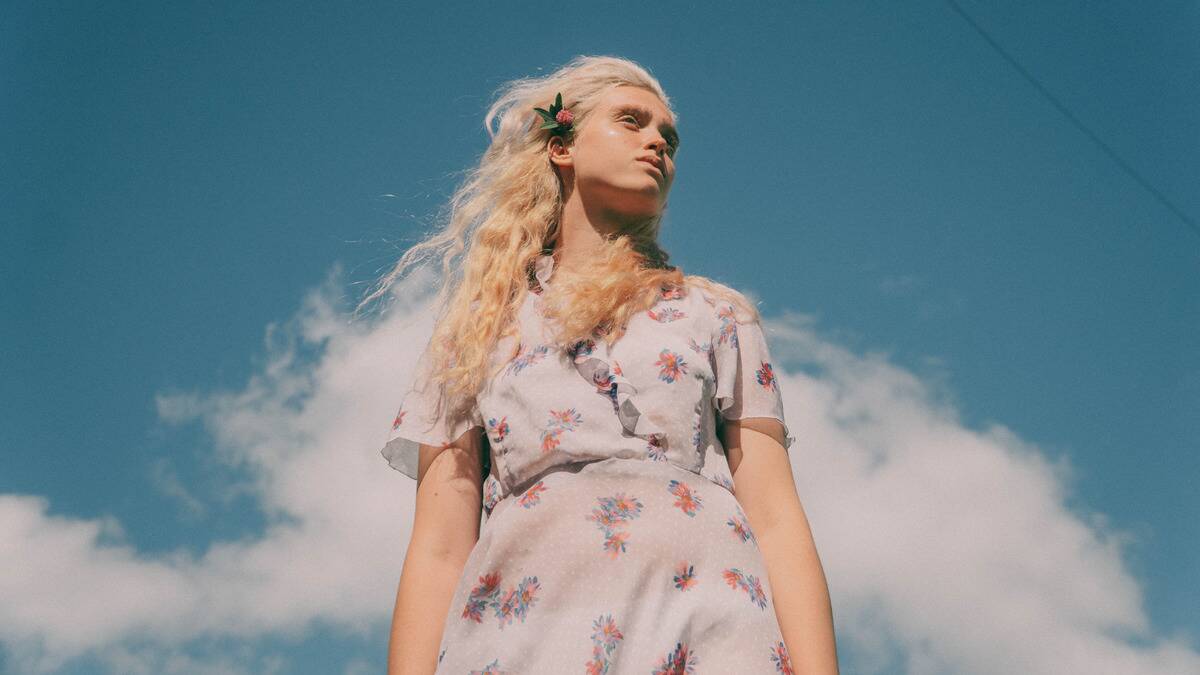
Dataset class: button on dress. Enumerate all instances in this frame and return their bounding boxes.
[381,253,798,674]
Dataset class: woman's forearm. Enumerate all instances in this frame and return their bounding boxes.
[758,515,839,675]
[388,548,470,675]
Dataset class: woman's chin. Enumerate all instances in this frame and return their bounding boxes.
[611,190,667,219]
[582,183,668,221]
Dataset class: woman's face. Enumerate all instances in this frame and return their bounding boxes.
[551,85,679,219]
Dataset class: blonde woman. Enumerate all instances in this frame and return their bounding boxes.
[366,55,837,674]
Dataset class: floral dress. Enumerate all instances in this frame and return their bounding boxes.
[381,253,797,674]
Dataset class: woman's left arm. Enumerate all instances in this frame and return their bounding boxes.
[723,418,839,675]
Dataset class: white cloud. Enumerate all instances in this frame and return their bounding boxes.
[0,264,1195,674]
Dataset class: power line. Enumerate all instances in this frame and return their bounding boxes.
[945,0,1199,240]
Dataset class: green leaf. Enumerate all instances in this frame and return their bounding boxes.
[555,92,563,110]
[533,107,554,122]
[540,120,559,130]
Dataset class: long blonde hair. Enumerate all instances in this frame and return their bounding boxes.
[357,55,756,425]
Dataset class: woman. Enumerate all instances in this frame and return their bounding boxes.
[365,55,838,674]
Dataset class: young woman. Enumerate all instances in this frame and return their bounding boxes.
[366,55,838,674]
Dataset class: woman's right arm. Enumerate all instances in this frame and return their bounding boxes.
[388,431,485,675]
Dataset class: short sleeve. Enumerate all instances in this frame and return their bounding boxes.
[709,299,796,451]
[380,341,485,480]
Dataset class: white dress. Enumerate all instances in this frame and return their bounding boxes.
[382,253,798,674]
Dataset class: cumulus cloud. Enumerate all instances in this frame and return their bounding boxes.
[0,264,1195,674]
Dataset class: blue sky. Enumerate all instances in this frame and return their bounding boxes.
[3,1,1197,673]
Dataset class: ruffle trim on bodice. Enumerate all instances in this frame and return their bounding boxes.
[532,253,669,450]
[567,336,667,447]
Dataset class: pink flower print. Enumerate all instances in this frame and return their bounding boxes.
[715,305,739,348]
[646,434,667,462]
[722,567,768,610]
[585,613,624,675]
[540,429,563,453]
[586,492,644,558]
[483,477,501,511]
[673,561,697,591]
[462,571,503,623]
[756,360,780,393]
[770,641,795,674]
[549,408,583,430]
[518,480,547,508]
[469,658,505,675]
[686,337,712,356]
[505,343,551,376]
[494,576,541,629]
[391,407,406,430]
[540,408,582,453]
[661,285,684,300]
[655,349,689,383]
[610,493,642,517]
[612,359,623,376]
[604,529,633,557]
[463,571,541,628]
[652,642,698,674]
[487,416,510,443]
[667,479,704,517]
[726,505,757,545]
[647,306,687,323]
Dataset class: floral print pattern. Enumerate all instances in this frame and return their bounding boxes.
[517,480,547,508]
[505,343,551,376]
[461,571,542,627]
[468,659,505,675]
[756,360,779,393]
[652,642,698,674]
[486,415,510,443]
[584,613,623,674]
[770,640,795,674]
[586,492,645,558]
[648,306,687,323]
[667,479,703,517]
[673,561,698,591]
[540,407,582,453]
[722,567,768,610]
[655,348,689,383]
[381,254,793,672]
[714,303,739,349]
[727,503,758,546]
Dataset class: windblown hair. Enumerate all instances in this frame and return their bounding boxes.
[357,55,756,429]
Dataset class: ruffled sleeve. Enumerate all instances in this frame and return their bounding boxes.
[380,340,485,480]
[709,296,796,451]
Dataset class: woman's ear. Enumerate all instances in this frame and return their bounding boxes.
[548,136,572,169]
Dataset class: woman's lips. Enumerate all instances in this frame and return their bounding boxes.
[638,158,663,176]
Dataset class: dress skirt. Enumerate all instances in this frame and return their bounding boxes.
[433,457,795,674]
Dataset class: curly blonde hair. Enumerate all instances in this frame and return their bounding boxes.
[357,55,756,427]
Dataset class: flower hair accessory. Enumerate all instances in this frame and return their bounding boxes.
[533,92,574,136]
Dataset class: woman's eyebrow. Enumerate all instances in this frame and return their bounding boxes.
[615,104,679,145]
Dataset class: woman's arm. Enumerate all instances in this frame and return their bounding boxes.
[388,431,485,675]
[723,418,839,675]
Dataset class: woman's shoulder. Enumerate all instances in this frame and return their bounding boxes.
[681,275,749,306]
[680,275,759,323]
